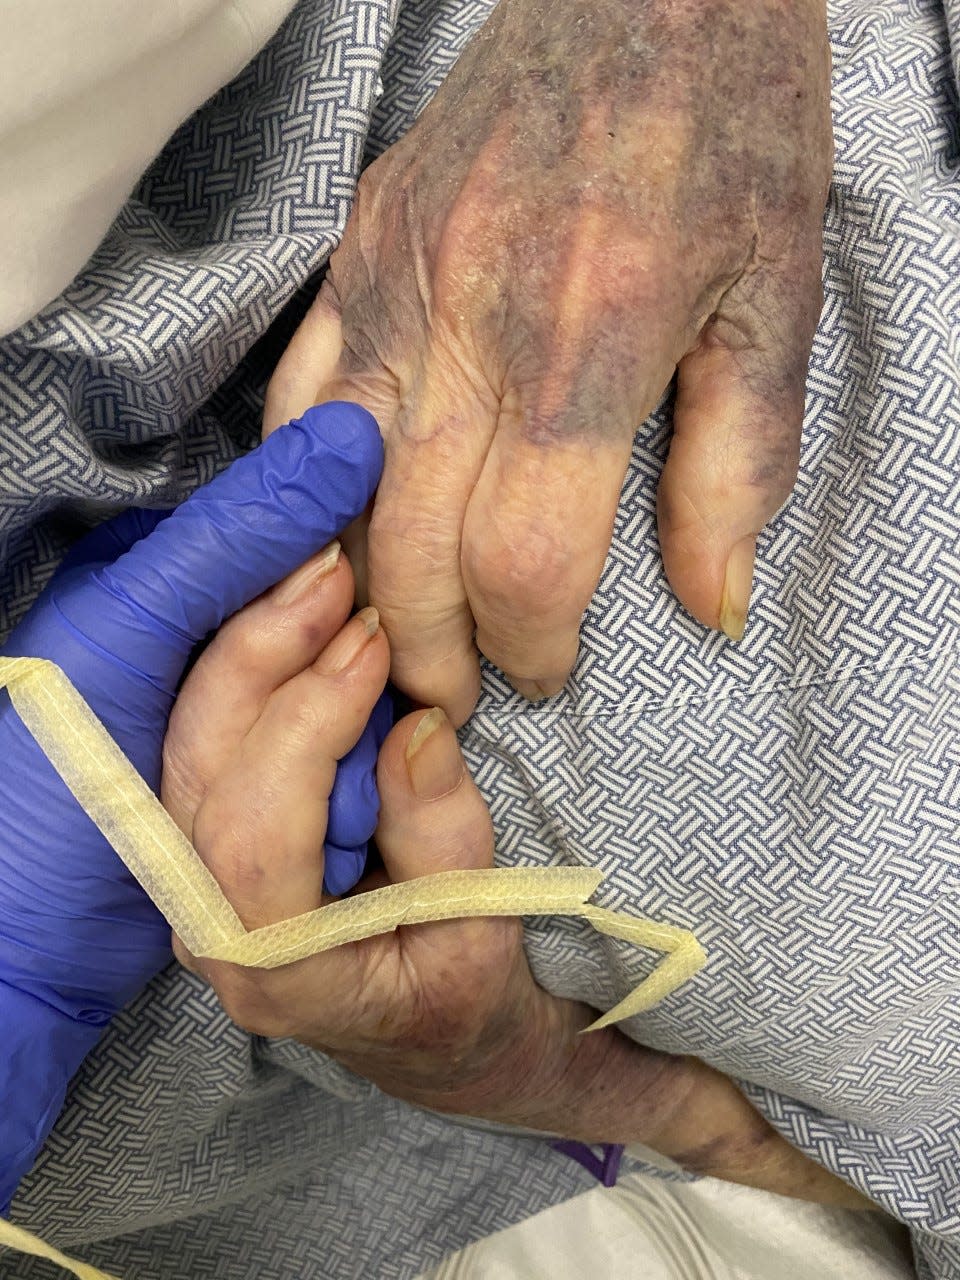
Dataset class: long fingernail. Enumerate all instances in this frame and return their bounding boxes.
[274,541,341,604]
[719,537,756,641]
[405,707,464,801]
[316,606,379,673]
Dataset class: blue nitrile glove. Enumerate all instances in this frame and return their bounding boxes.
[0,403,384,1211]
[324,688,393,894]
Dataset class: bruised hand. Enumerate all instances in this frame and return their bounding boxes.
[265,0,833,723]
[162,556,869,1211]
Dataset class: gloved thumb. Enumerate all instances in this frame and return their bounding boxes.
[54,508,171,578]
[74,403,384,687]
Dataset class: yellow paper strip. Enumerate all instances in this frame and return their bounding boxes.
[0,655,705,1278]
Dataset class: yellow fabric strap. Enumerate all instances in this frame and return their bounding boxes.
[0,656,705,1280]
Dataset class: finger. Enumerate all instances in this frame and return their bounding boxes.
[375,707,494,880]
[362,357,499,725]
[262,285,345,437]
[322,694,392,895]
[162,543,354,832]
[658,258,820,640]
[55,508,172,577]
[266,279,484,722]
[90,403,384,686]
[463,406,635,700]
[460,210,689,701]
[172,933,201,976]
[191,609,389,926]
[326,689,392,848]
[309,340,492,725]
[263,281,377,610]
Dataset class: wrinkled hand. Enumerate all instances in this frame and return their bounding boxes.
[165,568,868,1209]
[265,0,833,722]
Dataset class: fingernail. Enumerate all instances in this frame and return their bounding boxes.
[719,537,756,641]
[405,707,464,801]
[316,606,379,674]
[510,675,565,702]
[274,541,341,604]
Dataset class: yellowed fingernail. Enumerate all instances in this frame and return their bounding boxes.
[405,707,464,801]
[316,606,379,674]
[274,541,341,604]
[719,537,756,642]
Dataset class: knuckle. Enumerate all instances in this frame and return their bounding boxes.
[464,518,575,621]
[281,688,330,745]
[215,616,271,675]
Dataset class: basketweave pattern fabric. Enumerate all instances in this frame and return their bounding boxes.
[0,0,401,641]
[2,1,960,1279]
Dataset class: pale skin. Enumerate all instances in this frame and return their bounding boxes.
[265,0,834,725]
[162,545,871,1210]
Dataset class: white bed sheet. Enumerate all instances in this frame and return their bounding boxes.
[424,1149,916,1280]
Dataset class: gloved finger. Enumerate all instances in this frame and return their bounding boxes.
[55,508,172,576]
[88,403,384,687]
[658,254,821,640]
[191,609,389,926]
[463,407,635,701]
[326,689,393,849]
[323,690,392,894]
[321,842,368,897]
[375,707,494,879]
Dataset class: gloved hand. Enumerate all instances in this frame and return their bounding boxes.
[0,403,383,1210]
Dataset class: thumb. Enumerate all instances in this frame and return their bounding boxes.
[375,708,494,881]
[79,403,384,685]
[658,267,817,640]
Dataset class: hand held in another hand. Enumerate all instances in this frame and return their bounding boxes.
[167,578,869,1211]
[0,403,383,1210]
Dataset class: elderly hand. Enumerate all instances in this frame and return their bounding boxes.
[264,0,833,723]
[0,403,383,1211]
[166,559,868,1210]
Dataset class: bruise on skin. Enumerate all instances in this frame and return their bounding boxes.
[323,0,832,463]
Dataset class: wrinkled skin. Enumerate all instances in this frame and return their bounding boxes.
[164,549,868,1209]
[266,0,833,723]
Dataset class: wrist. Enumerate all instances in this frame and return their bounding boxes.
[497,997,693,1140]
[429,993,872,1210]
[412,988,668,1135]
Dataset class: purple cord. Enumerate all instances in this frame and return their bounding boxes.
[551,1140,625,1188]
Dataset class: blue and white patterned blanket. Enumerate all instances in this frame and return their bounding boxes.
[1,2,959,1277]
